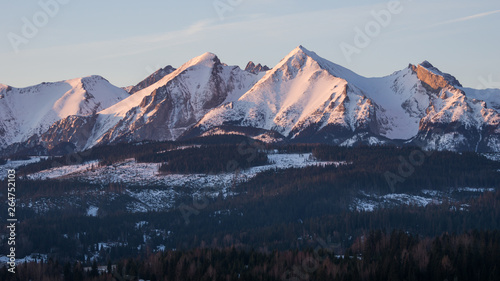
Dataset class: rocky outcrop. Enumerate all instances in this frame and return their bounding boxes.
[39,115,98,151]
[409,63,500,152]
[245,61,270,74]
[411,61,462,92]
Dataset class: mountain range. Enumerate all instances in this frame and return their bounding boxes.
[1,45,500,156]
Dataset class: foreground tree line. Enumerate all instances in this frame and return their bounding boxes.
[2,230,499,281]
[4,142,499,280]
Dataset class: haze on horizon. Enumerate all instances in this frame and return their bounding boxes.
[1,0,499,90]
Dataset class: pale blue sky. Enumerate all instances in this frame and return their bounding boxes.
[1,0,499,89]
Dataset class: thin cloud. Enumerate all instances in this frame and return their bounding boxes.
[185,19,214,35]
[431,9,500,27]
[0,3,380,60]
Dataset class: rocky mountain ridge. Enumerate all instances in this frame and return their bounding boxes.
[1,46,499,156]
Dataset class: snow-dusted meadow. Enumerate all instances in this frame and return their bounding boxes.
[12,153,340,214]
[3,151,497,215]
[26,153,339,187]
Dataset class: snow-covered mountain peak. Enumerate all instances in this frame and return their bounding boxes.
[240,46,345,99]
[279,46,366,86]
[260,45,336,83]
[198,46,364,139]
[182,52,220,69]
[285,46,331,67]
[100,52,225,117]
[282,45,320,65]
[79,75,117,88]
[137,52,223,95]
[81,74,107,81]
[196,47,469,143]
[290,45,312,55]
[0,76,129,148]
[4,47,500,154]
[54,51,262,149]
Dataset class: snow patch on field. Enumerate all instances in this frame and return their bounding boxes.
[87,206,99,217]
[352,187,496,212]
[351,193,436,212]
[26,154,339,188]
[382,193,435,206]
[135,221,149,229]
[23,153,340,213]
[0,253,48,265]
[27,160,99,180]
[482,153,500,162]
[126,189,177,213]
[0,157,47,179]
[421,190,443,197]
[351,199,377,212]
[455,187,495,193]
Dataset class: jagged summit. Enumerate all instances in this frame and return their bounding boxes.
[152,65,176,76]
[245,61,270,74]
[419,60,434,69]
